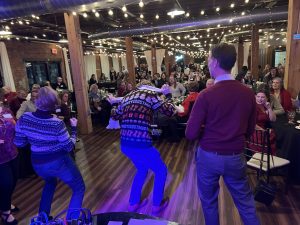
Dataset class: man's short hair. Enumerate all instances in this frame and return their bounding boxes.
[211,43,237,71]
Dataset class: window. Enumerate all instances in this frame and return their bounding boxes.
[25,61,61,90]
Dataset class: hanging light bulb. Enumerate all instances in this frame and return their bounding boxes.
[122,5,127,12]
[108,9,113,16]
[139,0,144,8]
[140,14,144,19]
[83,12,88,18]
[124,13,128,18]
[155,14,159,19]
[95,12,100,17]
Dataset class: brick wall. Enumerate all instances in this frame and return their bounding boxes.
[4,40,66,91]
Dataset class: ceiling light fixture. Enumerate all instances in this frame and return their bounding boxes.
[59,38,68,43]
[108,9,113,16]
[0,30,12,35]
[139,0,144,8]
[167,3,185,17]
[122,5,127,12]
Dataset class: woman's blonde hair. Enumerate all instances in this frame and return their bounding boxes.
[35,86,60,111]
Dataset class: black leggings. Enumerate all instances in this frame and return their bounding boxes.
[0,156,19,211]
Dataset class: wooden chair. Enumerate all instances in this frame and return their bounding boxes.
[245,128,290,193]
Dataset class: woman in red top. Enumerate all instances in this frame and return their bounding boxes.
[252,87,277,154]
[271,77,292,112]
[0,88,19,225]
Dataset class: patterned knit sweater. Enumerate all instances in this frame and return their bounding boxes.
[112,87,176,146]
[14,110,76,163]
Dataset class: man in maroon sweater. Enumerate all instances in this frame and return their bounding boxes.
[186,43,260,225]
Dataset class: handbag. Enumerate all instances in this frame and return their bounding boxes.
[253,149,277,206]
[254,179,276,206]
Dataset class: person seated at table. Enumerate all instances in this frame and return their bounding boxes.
[57,90,71,125]
[271,77,292,112]
[52,77,67,90]
[252,87,277,154]
[169,76,186,98]
[263,67,280,87]
[88,74,97,88]
[125,82,134,95]
[151,73,160,87]
[16,90,38,119]
[158,72,167,88]
[235,66,248,82]
[2,86,17,106]
[117,81,127,97]
[9,89,27,117]
[89,84,111,126]
[205,78,215,89]
[177,82,199,123]
[89,84,102,113]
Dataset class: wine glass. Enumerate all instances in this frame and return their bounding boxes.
[287,110,296,124]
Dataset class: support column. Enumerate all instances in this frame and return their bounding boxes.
[284,0,300,98]
[64,12,92,134]
[96,55,101,81]
[165,49,170,76]
[251,25,259,80]
[125,37,135,87]
[151,43,157,75]
[238,37,244,71]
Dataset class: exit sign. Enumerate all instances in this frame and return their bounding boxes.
[293,34,300,40]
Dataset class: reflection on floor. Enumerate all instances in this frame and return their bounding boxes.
[12,126,300,225]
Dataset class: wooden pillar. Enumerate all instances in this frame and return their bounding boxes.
[251,25,259,79]
[125,37,135,87]
[118,56,122,72]
[151,43,157,75]
[238,37,244,71]
[64,12,92,134]
[284,0,300,98]
[165,49,170,76]
[95,55,101,81]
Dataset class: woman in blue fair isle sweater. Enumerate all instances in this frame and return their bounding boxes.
[14,87,85,220]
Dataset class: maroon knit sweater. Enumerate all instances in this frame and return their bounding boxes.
[186,80,256,154]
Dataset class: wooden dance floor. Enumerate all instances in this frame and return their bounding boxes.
[12,126,300,224]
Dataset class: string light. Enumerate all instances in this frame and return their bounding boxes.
[200,10,205,15]
[241,11,245,16]
[124,13,128,18]
[95,12,100,17]
[108,9,113,16]
[230,3,235,8]
[216,7,220,12]
[83,13,88,18]
[140,14,144,19]
[122,5,127,12]
[185,12,190,17]
[155,14,159,19]
[139,0,144,8]
[245,0,249,3]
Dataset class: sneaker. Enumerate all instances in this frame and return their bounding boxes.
[152,197,169,215]
[128,198,149,212]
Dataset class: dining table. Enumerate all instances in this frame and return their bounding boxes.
[271,113,300,183]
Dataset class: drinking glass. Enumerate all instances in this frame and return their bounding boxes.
[287,110,296,124]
